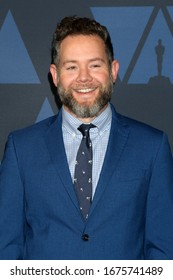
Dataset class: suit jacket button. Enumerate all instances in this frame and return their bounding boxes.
[82,234,89,241]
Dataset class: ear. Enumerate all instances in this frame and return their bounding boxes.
[50,64,58,87]
[111,60,119,82]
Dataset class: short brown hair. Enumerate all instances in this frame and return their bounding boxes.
[51,16,114,67]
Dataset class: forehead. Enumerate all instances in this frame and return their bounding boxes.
[59,34,107,60]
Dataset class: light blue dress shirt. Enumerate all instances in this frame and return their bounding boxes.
[62,103,112,197]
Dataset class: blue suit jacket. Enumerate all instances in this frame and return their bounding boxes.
[0,105,173,259]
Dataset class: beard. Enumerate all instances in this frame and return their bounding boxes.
[57,77,114,119]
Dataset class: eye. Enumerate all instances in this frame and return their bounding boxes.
[66,65,77,70]
[91,64,101,68]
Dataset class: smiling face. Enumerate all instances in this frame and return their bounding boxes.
[50,34,119,122]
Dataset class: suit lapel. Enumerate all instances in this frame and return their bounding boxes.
[90,109,130,215]
[44,111,80,210]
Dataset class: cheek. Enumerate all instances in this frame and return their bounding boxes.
[59,75,71,89]
[59,74,75,89]
[94,72,110,84]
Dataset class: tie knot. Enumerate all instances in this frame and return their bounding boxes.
[78,123,95,137]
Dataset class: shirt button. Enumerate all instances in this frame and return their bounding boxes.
[82,234,89,241]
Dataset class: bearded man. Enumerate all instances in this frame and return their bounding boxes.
[0,16,173,260]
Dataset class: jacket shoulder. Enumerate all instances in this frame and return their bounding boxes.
[10,114,59,139]
[115,110,164,138]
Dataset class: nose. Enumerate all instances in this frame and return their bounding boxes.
[76,66,93,83]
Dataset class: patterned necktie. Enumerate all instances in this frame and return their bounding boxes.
[74,123,95,220]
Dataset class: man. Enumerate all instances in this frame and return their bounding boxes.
[0,16,173,260]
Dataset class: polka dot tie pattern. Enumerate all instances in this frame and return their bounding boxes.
[74,123,95,220]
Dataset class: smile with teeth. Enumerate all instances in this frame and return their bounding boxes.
[75,88,96,93]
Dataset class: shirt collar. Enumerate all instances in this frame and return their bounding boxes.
[62,103,112,135]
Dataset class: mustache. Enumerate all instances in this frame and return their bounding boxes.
[72,83,101,89]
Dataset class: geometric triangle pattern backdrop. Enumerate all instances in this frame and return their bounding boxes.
[91,6,173,84]
[36,98,54,123]
[0,10,40,84]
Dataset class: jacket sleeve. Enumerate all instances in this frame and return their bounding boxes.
[145,133,173,259]
[0,134,25,259]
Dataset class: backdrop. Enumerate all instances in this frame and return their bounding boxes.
[0,0,173,161]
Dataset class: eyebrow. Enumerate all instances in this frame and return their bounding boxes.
[62,57,106,66]
[89,58,106,63]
